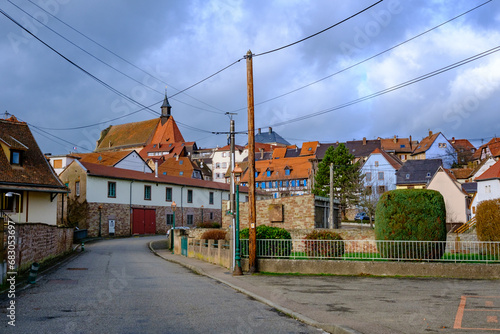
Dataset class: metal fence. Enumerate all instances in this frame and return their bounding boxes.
[239,239,500,263]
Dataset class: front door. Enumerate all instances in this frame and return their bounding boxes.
[132,208,156,235]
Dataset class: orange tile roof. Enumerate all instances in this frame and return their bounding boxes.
[240,155,313,183]
[96,118,159,152]
[380,137,412,153]
[472,137,500,160]
[272,147,287,159]
[475,159,500,181]
[157,156,199,178]
[299,141,319,156]
[150,116,184,144]
[412,132,440,155]
[449,168,473,179]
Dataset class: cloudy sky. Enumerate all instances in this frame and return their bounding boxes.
[1,0,499,155]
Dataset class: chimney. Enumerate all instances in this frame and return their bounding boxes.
[429,130,433,137]
[155,160,158,178]
[258,128,261,134]
[393,135,397,143]
[363,137,367,145]
[451,137,455,144]
[269,127,272,134]
[260,148,264,159]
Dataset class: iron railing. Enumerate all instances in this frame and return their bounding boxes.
[239,239,500,263]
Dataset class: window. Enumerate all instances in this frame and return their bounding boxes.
[179,160,183,165]
[378,172,384,180]
[256,182,259,188]
[187,214,194,225]
[179,171,184,176]
[291,180,296,187]
[285,169,290,176]
[438,143,447,148]
[209,212,214,220]
[222,152,227,157]
[255,172,259,177]
[75,181,80,197]
[365,172,371,181]
[166,187,172,202]
[267,170,271,177]
[262,183,266,189]
[108,182,116,198]
[405,173,410,180]
[222,162,227,169]
[209,192,214,205]
[304,179,307,187]
[378,185,386,194]
[53,159,63,169]
[375,161,379,167]
[426,172,432,178]
[279,181,283,187]
[366,186,373,194]
[216,163,221,168]
[166,214,174,225]
[10,150,22,165]
[187,189,193,203]
[144,185,152,200]
[485,185,491,193]
[268,182,272,188]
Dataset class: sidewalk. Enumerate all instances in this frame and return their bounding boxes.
[149,243,362,334]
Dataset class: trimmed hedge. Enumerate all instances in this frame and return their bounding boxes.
[476,199,500,241]
[240,225,292,258]
[197,222,221,228]
[304,230,345,258]
[375,189,447,259]
[201,229,227,240]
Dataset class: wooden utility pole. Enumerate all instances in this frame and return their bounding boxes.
[246,50,257,273]
[329,163,334,229]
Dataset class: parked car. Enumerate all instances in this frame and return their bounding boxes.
[354,212,370,221]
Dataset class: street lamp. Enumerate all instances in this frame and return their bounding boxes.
[171,201,176,254]
[5,192,21,223]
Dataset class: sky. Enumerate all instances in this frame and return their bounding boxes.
[1,0,500,155]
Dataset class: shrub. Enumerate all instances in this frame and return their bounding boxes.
[240,225,292,258]
[476,199,500,241]
[197,222,221,228]
[201,229,227,240]
[375,189,447,259]
[304,230,345,258]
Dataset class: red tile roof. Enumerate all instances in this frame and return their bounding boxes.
[0,118,66,190]
[150,116,184,144]
[240,156,313,183]
[475,159,500,181]
[78,161,249,192]
[380,136,413,153]
[157,157,200,179]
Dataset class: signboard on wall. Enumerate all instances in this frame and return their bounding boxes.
[109,219,115,236]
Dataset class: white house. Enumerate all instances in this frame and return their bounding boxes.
[59,160,251,237]
[211,145,248,183]
[471,159,500,217]
[361,148,402,196]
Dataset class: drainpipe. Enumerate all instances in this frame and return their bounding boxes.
[181,186,185,226]
[130,180,134,235]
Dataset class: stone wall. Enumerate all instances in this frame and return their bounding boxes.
[14,222,73,271]
[222,194,316,230]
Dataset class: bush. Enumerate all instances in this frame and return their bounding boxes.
[375,189,447,259]
[197,222,221,228]
[476,199,500,241]
[304,230,345,258]
[201,229,227,240]
[240,225,292,258]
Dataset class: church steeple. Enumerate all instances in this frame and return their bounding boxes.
[161,88,172,119]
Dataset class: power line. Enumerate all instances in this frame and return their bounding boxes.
[231,0,493,113]
[266,45,500,128]
[20,0,227,114]
[253,0,383,57]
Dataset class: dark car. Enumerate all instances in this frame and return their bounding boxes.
[354,212,370,221]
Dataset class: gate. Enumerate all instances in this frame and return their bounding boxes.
[181,236,188,257]
[132,208,156,235]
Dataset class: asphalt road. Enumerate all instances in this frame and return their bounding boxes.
[0,237,323,334]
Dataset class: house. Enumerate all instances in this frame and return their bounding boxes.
[450,138,476,165]
[361,148,402,196]
[59,160,253,237]
[379,135,414,162]
[157,156,204,179]
[47,153,79,175]
[396,159,443,189]
[449,167,473,183]
[427,167,471,229]
[255,127,290,146]
[0,115,68,224]
[471,137,500,164]
[239,143,317,198]
[470,159,500,218]
[470,157,497,181]
[411,131,457,168]
[211,144,247,183]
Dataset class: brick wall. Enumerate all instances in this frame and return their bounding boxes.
[222,194,316,230]
[14,222,73,271]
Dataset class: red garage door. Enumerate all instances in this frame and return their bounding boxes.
[132,208,156,235]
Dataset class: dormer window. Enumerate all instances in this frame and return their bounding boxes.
[267,170,271,177]
[179,160,183,165]
[426,172,431,178]
[406,174,410,179]
[10,150,22,166]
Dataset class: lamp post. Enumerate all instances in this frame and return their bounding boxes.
[6,192,21,223]
[171,201,176,254]
[232,165,243,276]
[201,205,204,223]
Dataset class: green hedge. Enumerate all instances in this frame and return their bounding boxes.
[375,189,447,259]
[240,225,291,258]
[304,230,345,258]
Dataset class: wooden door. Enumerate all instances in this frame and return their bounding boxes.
[133,208,156,235]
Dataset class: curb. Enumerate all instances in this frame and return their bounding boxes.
[148,241,362,334]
